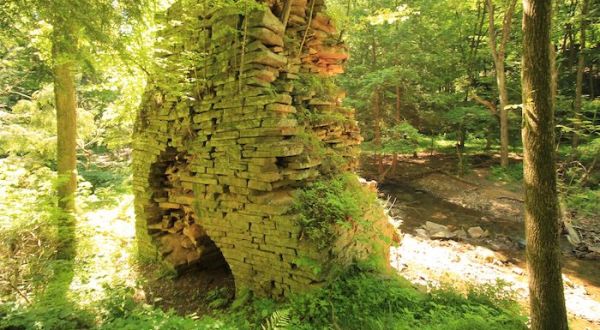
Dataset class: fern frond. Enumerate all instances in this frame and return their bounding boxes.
[261,309,291,330]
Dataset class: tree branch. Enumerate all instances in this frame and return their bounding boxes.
[486,0,498,62]
[471,92,498,116]
[499,0,518,54]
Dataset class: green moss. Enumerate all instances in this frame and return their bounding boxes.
[292,173,377,250]
[292,72,338,100]
[292,132,348,176]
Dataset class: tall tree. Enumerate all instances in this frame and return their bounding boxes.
[486,0,518,167]
[51,12,78,211]
[521,0,569,328]
[571,0,590,150]
[6,1,148,212]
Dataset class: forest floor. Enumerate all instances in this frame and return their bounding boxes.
[360,153,600,329]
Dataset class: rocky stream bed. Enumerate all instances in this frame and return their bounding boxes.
[361,154,600,329]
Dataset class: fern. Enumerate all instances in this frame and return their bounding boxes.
[261,309,291,330]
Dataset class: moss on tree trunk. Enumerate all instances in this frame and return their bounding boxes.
[52,24,78,212]
[521,0,568,328]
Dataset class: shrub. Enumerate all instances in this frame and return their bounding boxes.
[564,188,600,217]
[488,163,523,183]
[293,173,376,250]
[282,270,526,330]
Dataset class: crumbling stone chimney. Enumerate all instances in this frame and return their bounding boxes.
[133,0,391,297]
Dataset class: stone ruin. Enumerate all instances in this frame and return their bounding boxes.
[133,0,391,297]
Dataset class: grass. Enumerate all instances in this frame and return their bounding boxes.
[4,268,526,330]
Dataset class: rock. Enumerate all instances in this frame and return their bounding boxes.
[358,177,378,192]
[415,228,429,239]
[425,221,448,233]
[431,230,456,239]
[473,246,500,263]
[467,226,485,239]
[512,267,524,275]
[473,246,508,264]
[562,275,574,288]
[133,1,377,298]
[489,242,508,251]
[453,228,467,240]
[424,221,455,239]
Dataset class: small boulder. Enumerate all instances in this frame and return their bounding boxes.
[425,221,449,233]
[473,246,497,263]
[453,228,468,240]
[424,221,455,239]
[468,226,485,239]
[431,230,456,239]
[415,228,429,239]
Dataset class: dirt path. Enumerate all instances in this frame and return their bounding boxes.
[361,154,600,329]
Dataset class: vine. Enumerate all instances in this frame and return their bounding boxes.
[298,0,316,56]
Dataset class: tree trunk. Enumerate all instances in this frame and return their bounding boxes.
[392,85,401,173]
[395,85,402,123]
[372,90,382,148]
[373,89,384,174]
[53,24,78,212]
[486,0,517,167]
[497,58,510,167]
[572,0,590,150]
[369,29,384,175]
[521,1,568,328]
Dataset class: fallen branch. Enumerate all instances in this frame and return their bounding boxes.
[497,196,524,203]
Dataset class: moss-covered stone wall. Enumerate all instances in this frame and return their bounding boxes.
[133,0,390,297]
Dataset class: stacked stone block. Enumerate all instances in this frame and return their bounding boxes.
[133,0,372,297]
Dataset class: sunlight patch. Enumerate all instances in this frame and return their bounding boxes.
[68,194,137,307]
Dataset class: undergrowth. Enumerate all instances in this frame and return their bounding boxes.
[1,268,527,329]
[488,163,524,183]
[0,157,528,330]
[292,173,377,250]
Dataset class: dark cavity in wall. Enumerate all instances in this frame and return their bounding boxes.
[147,146,234,292]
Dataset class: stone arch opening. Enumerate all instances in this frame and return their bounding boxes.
[146,146,235,292]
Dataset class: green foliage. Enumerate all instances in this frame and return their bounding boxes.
[1,204,526,330]
[381,122,428,154]
[443,106,495,132]
[576,136,600,164]
[206,287,233,309]
[293,73,339,101]
[261,309,291,330]
[79,164,128,190]
[0,299,95,330]
[100,305,235,330]
[564,189,600,217]
[488,163,524,183]
[293,174,375,250]
[0,84,119,161]
[0,156,63,304]
[280,270,526,330]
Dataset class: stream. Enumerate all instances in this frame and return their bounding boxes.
[360,155,600,328]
